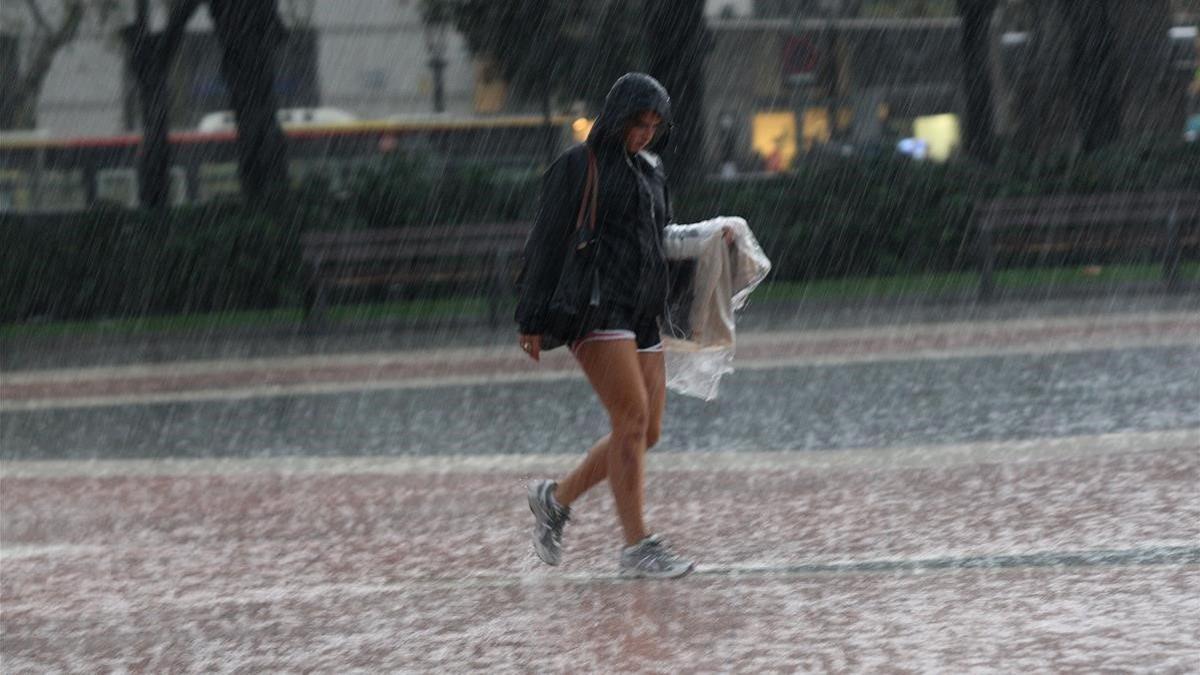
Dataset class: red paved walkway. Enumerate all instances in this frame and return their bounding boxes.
[3,444,1197,671]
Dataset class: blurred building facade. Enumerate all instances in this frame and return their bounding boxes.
[705,0,1198,172]
[0,0,481,137]
[3,0,1196,171]
[705,14,965,171]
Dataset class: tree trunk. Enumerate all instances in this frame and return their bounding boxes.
[645,0,708,188]
[955,0,999,162]
[1,83,41,130]
[1107,0,1185,141]
[121,0,202,210]
[1059,0,1122,153]
[127,37,173,209]
[208,0,290,210]
[1002,1,1077,155]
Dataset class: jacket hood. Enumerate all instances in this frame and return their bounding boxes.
[586,72,672,152]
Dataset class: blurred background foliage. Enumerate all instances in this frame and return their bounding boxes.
[4,138,1196,323]
[2,0,1198,324]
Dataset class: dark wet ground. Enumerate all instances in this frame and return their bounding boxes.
[2,344,1197,461]
[4,288,1197,372]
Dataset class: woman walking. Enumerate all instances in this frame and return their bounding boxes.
[515,73,694,579]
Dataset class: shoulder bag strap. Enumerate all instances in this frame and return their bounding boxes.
[574,147,598,233]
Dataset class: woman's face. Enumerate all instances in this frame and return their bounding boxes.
[624,110,662,154]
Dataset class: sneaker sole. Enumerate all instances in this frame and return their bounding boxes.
[618,562,695,580]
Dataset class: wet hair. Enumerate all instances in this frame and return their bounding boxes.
[587,73,672,151]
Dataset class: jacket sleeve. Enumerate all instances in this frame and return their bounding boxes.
[514,149,584,334]
[655,155,674,225]
[664,175,674,225]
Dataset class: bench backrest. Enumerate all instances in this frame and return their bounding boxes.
[976,192,1200,231]
[301,223,530,264]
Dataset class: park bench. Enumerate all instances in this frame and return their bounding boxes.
[301,223,529,326]
[972,191,1200,300]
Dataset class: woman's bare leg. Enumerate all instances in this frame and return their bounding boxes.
[559,339,650,545]
[638,350,666,450]
[556,349,667,508]
[555,433,610,507]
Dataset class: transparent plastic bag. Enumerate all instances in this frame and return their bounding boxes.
[661,217,771,400]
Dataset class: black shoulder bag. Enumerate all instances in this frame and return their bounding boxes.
[541,148,601,345]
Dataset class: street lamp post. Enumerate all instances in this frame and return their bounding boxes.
[423,4,449,113]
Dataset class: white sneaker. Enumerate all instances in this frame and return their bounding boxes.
[528,480,570,566]
[618,534,695,579]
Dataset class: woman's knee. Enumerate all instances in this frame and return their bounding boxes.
[611,405,649,446]
[644,422,661,450]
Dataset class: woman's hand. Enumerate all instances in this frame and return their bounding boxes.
[519,334,542,362]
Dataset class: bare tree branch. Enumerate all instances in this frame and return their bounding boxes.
[161,0,204,47]
[23,0,51,34]
[20,1,85,92]
[4,1,119,128]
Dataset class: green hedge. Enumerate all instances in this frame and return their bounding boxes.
[1,205,301,323]
[990,138,1200,195]
[678,139,1200,281]
[309,156,540,231]
[3,140,1196,322]
[678,154,985,280]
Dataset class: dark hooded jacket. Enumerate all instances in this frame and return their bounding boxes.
[514,73,674,348]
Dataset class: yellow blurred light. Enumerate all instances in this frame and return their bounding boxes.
[572,117,594,142]
[752,112,798,171]
[912,114,961,162]
[801,108,831,152]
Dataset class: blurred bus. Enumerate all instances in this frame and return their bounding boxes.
[0,115,571,212]
[196,107,361,133]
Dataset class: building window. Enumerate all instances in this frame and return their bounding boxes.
[753,111,798,171]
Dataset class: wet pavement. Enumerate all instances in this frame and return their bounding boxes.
[2,443,1197,671]
[4,289,1197,372]
[2,298,1199,671]
[3,310,1198,461]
